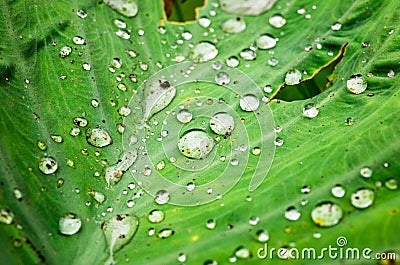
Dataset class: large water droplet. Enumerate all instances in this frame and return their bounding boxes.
[331,184,346,198]
[311,202,343,227]
[303,103,319,118]
[178,130,215,159]
[351,188,374,209]
[148,209,164,223]
[38,157,58,174]
[59,213,81,235]
[190,42,218,62]
[86,127,112,147]
[210,112,235,136]
[221,17,246,34]
[347,74,367,94]
[102,214,139,265]
[240,94,259,112]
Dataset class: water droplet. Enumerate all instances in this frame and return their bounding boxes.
[148,209,164,223]
[226,56,239,68]
[385,178,398,190]
[252,147,261,156]
[59,213,81,235]
[198,16,211,27]
[126,200,135,208]
[256,34,277,49]
[178,130,215,159]
[104,0,138,17]
[37,140,47,151]
[303,103,319,118]
[210,112,235,136]
[73,117,88,127]
[155,190,170,205]
[181,31,192,40]
[345,117,354,126]
[387,68,395,78]
[156,160,166,171]
[86,127,112,147]
[186,182,196,191]
[82,62,91,71]
[350,188,374,209]
[38,157,58,174]
[113,19,126,29]
[360,167,373,178]
[239,48,256,60]
[50,135,63,143]
[115,29,131,39]
[240,94,259,112]
[235,246,252,259]
[274,125,282,133]
[285,206,301,221]
[72,36,85,45]
[206,219,216,229]
[177,253,187,263]
[249,216,260,226]
[0,209,14,224]
[102,214,139,265]
[264,85,272,93]
[13,188,23,201]
[177,109,193,124]
[219,0,276,15]
[285,69,302,85]
[190,42,218,62]
[70,127,80,136]
[274,137,284,146]
[301,185,311,194]
[91,99,99,108]
[157,228,174,239]
[59,46,72,58]
[331,184,345,198]
[331,22,342,31]
[118,105,131,116]
[87,189,106,204]
[215,72,231,85]
[311,202,343,227]
[76,9,87,19]
[221,17,246,34]
[256,229,269,242]
[269,14,286,28]
[347,74,367,94]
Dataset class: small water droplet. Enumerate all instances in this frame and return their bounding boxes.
[0,209,14,224]
[387,68,395,78]
[248,216,260,226]
[301,185,311,194]
[59,213,81,235]
[88,189,106,204]
[285,206,301,221]
[274,125,282,133]
[86,127,112,147]
[235,246,252,259]
[385,178,398,190]
[186,182,196,191]
[59,46,72,58]
[178,130,214,159]
[350,188,374,209]
[345,117,354,126]
[190,42,218,62]
[13,188,23,201]
[82,62,91,71]
[115,29,131,39]
[256,34,277,49]
[37,140,47,151]
[226,56,239,68]
[72,36,85,45]
[311,202,343,227]
[148,209,164,223]
[269,14,286,28]
[285,69,302,85]
[215,72,231,85]
[76,9,87,19]
[347,74,367,94]
[331,22,342,31]
[331,184,346,198]
[252,147,261,156]
[221,17,246,34]
[198,16,211,27]
[206,219,216,229]
[177,253,187,263]
[157,228,174,239]
[274,137,284,146]
[38,157,58,174]
[240,94,259,112]
[155,190,170,205]
[360,167,373,178]
[210,112,235,136]
[303,103,319,118]
[177,109,193,124]
[105,0,138,17]
[239,48,256,60]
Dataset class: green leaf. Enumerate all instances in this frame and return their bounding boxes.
[1,0,399,264]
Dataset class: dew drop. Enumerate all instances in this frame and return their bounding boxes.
[157,228,174,239]
[182,31,193,40]
[303,103,319,118]
[311,202,343,227]
[72,36,85,45]
[82,62,91,71]
[285,206,301,221]
[385,178,398,190]
[86,127,112,147]
[240,94,259,112]
[113,19,126,29]
[148,209,165,223]
[269,14,286,28]
[249,216,260,226]
[256,229,269,242]
[252,147,261,155]
[190,42,218,62]
[345,117,354,126]
[347,74,367,94]
[331,22,342,31]
[177,109,193,124]
[221,17,246,34]
[235,246,252,259]
[38,157,58,174]
[198,16,211,28]
[76,9,87,19]
[206,219,216,229]
[215,72,231,85]
[37,140,47,151]
[70,127,80,136]
[387,68,395,78]
[210,112,235,136]
[186,182,196,191]
[301,185,311,194]
[0,209,14,224]
[73,117,88,127]
[285,69,302,85]
[239,48,256,60]
[104,0,138,17]
[50,135,63,143]
[178,130,215,159]
[59,46,72,58]
[256,34,277,49]
[360,167,373,178]
[226,56,239,68]
[274,137,284,146]
[331,184,346,198]
[177,253,187,263]
[59,213,81,235]
[155,190,170,205]
[351,188,374,209]
[115,29,131,39]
